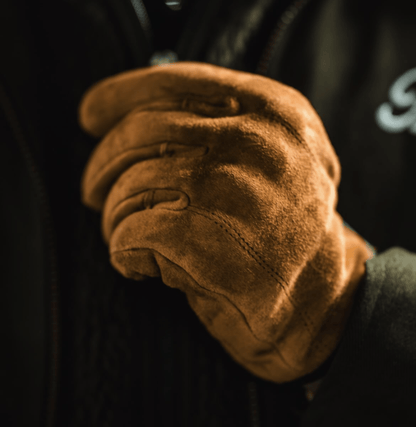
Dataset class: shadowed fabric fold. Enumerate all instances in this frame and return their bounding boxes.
[78,61,374,383]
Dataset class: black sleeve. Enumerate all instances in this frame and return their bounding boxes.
[302,246,416,427]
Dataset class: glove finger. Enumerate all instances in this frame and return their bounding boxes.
[78,61,241,138]
[100,152,206,244]
[80,109,214,212]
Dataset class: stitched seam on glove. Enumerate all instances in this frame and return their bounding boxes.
[110,246,296,371]
[187,204,314,336]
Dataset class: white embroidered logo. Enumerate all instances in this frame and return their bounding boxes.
[375,67,416,135]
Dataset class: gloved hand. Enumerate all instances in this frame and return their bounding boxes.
[78,62,375,383]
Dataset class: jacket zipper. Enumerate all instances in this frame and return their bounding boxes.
[129,0,154,48]
[255,0,313,77]
[248,381,261,427]
[0,82,60,427]
[129,0,181,66]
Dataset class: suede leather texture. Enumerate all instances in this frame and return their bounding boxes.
[78,61,374,383]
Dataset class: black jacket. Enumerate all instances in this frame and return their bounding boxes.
[1,0,416,426]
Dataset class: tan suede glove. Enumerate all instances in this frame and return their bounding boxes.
[78,62,375,383]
